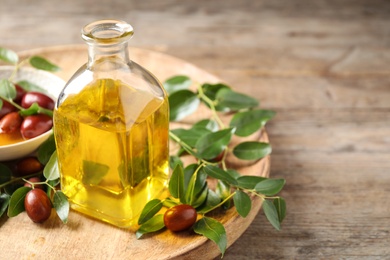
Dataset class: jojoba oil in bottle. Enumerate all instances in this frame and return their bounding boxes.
[53,20,169,228]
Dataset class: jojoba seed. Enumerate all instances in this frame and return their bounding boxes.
[21,92,55,110]
[20,114,53,139]
[15,157,43,177]
[24,177,44,190]
[0,111,23,134]
[24,189,52,223]
[164,204,197,232]
[0,99,17,119]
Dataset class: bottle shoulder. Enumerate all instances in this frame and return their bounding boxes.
[57,61,167,106]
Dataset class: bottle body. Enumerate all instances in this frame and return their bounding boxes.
[53,20,169,227]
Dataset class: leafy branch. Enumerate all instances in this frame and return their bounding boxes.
[136,75,286,257]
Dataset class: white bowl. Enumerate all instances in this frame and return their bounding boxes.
[0,66,65,161]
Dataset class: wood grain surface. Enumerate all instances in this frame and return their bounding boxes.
[1,0,390,259]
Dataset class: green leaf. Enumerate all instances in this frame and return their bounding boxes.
[37,134,57,165]
[201,83,230,97]
[0,163,12,185]
[82,160,109,185]
[43,151,60,181]
[49,179,60,187]
[185,167,207,205]
[169,89,200,121]
[192,167,208,196]
[201,83,233,112]
[262,199,281,230]
[16,80,45,93]
[163,75,192,95]
[230,109,276,137]
[171,127,211,148]
[162,197,180,208]
[138,199,163,225]
[216,180,231,210]
[136,214,165,239]
[191,184,208,208]
[273,197,286,223]
[202,165,238,186]
[0,193,11,218]
[169,155,183,170]
[233,190,251,218]
[193,217,227,256]
[215,88,259,111]
[216,180,230,200]
[7,187,31,217]
[0,79,17,100]
[169,164,185,202]
[196,189,221,214]
[53,191,69,224]
[192,119,219,132]
[47,179,60,195]
[29,56,60,71]
[254,179,285,196]
[0,47,18,64]
[18,102,40,116]
[226,169,241,179]
[18,102,53,117]
[236,175,267,189]
[195,128,234,160]
[183,164,198,190]
[0,99,3,110]
[233,142,272,160]
[39,107,54,117]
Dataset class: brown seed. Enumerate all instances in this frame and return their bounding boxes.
[21,92,55,110]
[24,189,52,223]
[0,99,17,119]
[20,114,53,139]
[14,157,43,177]
[0,111,22,134]
[164,204,197,232]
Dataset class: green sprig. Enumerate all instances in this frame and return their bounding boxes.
[136,75,287,257]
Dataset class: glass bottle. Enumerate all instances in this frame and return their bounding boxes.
[53,20,169,228]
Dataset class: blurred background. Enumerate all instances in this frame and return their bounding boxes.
[1,0,389,259]
[2,0,390,110]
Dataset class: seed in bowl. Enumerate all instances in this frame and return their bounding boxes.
[0,85,54,145]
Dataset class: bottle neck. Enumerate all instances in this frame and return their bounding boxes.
[87,41,130,69]
[82,20,133,70]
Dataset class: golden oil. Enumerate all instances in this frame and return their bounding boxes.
[0,131,24,146]
[54,78,169,227]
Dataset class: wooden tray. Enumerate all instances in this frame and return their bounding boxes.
[0,45,270,259]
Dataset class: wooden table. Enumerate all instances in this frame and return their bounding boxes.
[1,0,389,259]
